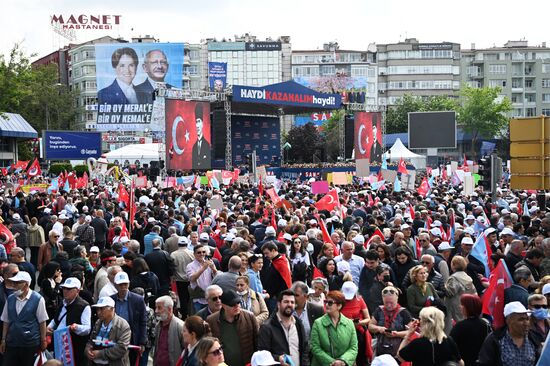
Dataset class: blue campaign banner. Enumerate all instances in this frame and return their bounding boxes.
[54,327,75,366]
[232,116,280,166]
[208,62,227,92]
[233,80,342,109]
[44,131,102,160]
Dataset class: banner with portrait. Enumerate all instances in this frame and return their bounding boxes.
[165,100,211,170]
[208,62,227,92]
[354,112,382,164]
[95,43,184,131]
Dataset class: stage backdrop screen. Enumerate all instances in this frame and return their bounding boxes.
[408,111,456,149]
[165,100,211,170]
[95,43,184,132]
[43,131,102,160]
[354,112,382,164]
[232,115,280,166]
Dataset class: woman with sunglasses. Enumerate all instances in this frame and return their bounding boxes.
[289,236,312,284]
[369,286,412,359]
[406,265,441,319]
[310,291,358,366]
[195,337,228,366]
[398,307,463,366]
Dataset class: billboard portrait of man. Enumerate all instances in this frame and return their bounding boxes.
[192,103,211,169]
[135,49,173,104]
[97,47,141,105]
[354,111,383,163]
[370,113,383,163]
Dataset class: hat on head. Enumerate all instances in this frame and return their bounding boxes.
[342,281,358,300]
[58,214,68,220]
[147,217,156,223]
[251,351,280,366]
[265,226,276,236]
[90,246,100,253]
[309,219,318,225]
[120,236,130,244]
[476,216,486,224]
[438,242,452,251]
[429,227,441,237]
[337,261,351,273]
[92,296,116,308]
[85,215,92,223]
[178,236,189,246]
[501,209,510,214]
[431,220,442,227]
[466,215,476,221]
[400,224,411,230]
[220,289,240,306]
[461,237,474,245]
[9,271,31,284]
[224,233,235,242]
[352,235,365,245]
[484,227,497,236]
[219,222,227,227]
[277,219,287,227]
[464,227,475,235]
[114,272,130,285]
[283,233,293,241]
[60,277,81,289]
[371,354,399,366]
[542,283,550,296]
[12,213,20,220]
[501,228,515,236]
[503,301,531,318]
[43,208,52,214]
[199,233,210,242]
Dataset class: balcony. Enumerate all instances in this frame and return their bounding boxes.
[511,87,524,93]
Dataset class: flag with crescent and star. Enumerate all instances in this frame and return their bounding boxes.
[315,189,340,212]
[165,100,211,170]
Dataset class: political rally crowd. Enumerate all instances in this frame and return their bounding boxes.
[0,170,549,366]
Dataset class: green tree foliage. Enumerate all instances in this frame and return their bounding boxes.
[284,122,325,163]
[0,44,79,132]
[321,110,344,162]
[458,85,511,157]
[385,94,459,133]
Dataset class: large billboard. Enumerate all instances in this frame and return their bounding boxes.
[95,43,184,131]
[43,131,102,160]
[232,116,280,166]
[165,100,211,170]
[408,111,456,149]
[354,112,382,163]
[208,62,227,92]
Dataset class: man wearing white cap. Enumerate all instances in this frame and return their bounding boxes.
[86,296,131,366]
[48,277,91,366]
[477,301,540,366]
[460,237,485,295]
[0,271,48,364]
[171,236,195,319]
[53,213,67,241]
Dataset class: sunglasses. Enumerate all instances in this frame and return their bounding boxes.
[294,241,301,243]
[382,289,398,296]
[53,235,60,238]
[531,304,548,309]
[421,261,432,265]
[324,300,337,306]
[419,239,428,242]
[209,347,224,356]
[210,296,221,302]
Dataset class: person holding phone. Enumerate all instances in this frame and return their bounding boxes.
[187,245,218,313]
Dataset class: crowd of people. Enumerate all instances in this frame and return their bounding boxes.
[0,172,548,366]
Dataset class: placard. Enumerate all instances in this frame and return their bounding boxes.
[356,159,370,177]
[332,172,348,185]
[208,197,223,210]
[311,181,330,194]
[381,169,397,183]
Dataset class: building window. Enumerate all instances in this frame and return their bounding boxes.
[543,109,550,116]
[320,65,336,76]
[489,64,507,74]
[543,79,550,88]
[543,94,550,103]
[0,139,11,153]
[543,64,550,73]
[489,79,506,88]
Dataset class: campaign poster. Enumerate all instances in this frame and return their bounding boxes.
[354,112,382,163]
[95,43,184,131]
[231,115,280,166]
[165,100,211,170]
[208,62,227,92]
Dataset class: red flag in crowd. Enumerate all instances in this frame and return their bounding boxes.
[482,259,513,329]
[367,194,374,207]
[315,189,340,212]
[0,168,7,176]
[271,207,277,230]
[13,160,29,171]
[258,176,264,197]
[129,179,136,230]
[0,222,15,254]
[232,169,240,183]
[315,214,339,256]
[118,183,130,208]
[408,204,415,219]
[417,177,430,197]
[397,158,408,175]
[366,227,385,248]
[267,188,281,205]
[415,238,422,260]
[27,159,41,177]
[426,167,432,176]
[67,172,77,189]
[442,167,448,181]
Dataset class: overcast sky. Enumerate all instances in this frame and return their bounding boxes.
[3,0,550,60]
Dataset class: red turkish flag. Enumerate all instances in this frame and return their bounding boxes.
[366,227,385,248]
[397,158,408,175]
[315,214,339,256]
[27,159,41,177]
[13,160,29,171]
[266,188,281,205]
[315,189,340,212]
[232,169,240,183]
[0,222,15,254]
[482,259,513,329]
[118,183,130,208]
[417,177,430,197]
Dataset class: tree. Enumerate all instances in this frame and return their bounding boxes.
[0,44,79,132]
[385,94,459,134]
[458,85,512,158]
[321,109,344,162]
[284,123,325,163]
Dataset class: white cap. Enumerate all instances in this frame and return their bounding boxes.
[501,228,515,236]
[85,215,92,223]
[178,236,189,246]
[371,354,399,366]
[337,261,351,273]
[147,217,156,223]
[82,205,89,211]
[476,216,486,224]
[251,350,279,366]
[188,203,195,208]
[438,242,452,251]
[58,214,68,220]
[60,277,81,289]
[120,236,130,244]
[503,301,531,318]
[283,233,293,241]
[219,222,227,227]
[114,272,130,285]
[43,208,52,214]
[484,227,497,236]
[431,220,442,227]
[277,219,287,227]
[461,237,474,245]
[309,219,318,225]
[429,227,441,237]
[224,233,235,242]
[501,209,510,214]
[342,281,358,300]
[9,271,31,284]
[466,215,476,221]
[92,296,116,308]
[90,246,100,253]
[352,235,365,245]
[12,213,20,220]
[464,227,475,235]
[542,283,550,296]
[265,226,276,236]
[400,224,411,230]
[199,233,210,241]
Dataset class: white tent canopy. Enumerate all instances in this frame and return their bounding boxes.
[383,138,426,169]
[104,143,161,165]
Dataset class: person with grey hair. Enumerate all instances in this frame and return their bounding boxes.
[164,226,180,254]
[505,239,525,274]
[9,247,37,289]
[98,265,122,298]
[153,295,184,366]
[504,266,534,307]
[196,285,223,320]
[291,281,324,339]
[37,230,64,272]
[527,293,549,344]
[212,256,241,292]
[145,238,175,297]
[127,239,141,254]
